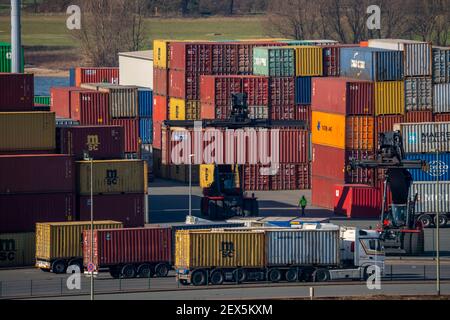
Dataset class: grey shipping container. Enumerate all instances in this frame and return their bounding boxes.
[404,77,433,111]
[81,83,138,118]
[265,229,340,267]
[411,182,450,214]
[248,106,269,119]
[394,122,450,153]
[432,47,450,84]
[434,83,450,113]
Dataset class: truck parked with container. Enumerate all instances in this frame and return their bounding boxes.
[175,224,384,286]
[83,227,172,278]
[35,221,123,274]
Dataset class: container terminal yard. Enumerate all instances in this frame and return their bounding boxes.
[1,0,450,304]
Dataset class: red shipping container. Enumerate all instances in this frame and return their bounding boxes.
[237,42,283,75]
[75,67,119,87]
[242,164,270,191]
[169,69,201,100]
[153,67,168,96]
[0,154,75,194]
[212,43,239,75]
[200,75,242,106]
[50,87,85,119]
[405,110,433,123]
[296,105,312,127]
[153,95,168,121]
[169,42,212,72]
[435,113,450,122]
[270,77,295,106]
[153,120,163,150]
[110,118,139,153]
[374,115,405,137]
[0,193,75,233]
[71,90,110,124]
[270,163,311,190]
[78,194,146,228]
[0,73,34,111]
[321,44,359,77]
[311,77,374,115]
[57,126,125,160]
[83,227,172,268]
[243,76,269,106]
[311,175,341,210]
[334,184,381,218]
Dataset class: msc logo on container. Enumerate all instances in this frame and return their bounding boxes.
[0,239,16,262]
[429,161,449,177]
[220,241,235,258]
[105,170,119,185]
[86,135,100,151]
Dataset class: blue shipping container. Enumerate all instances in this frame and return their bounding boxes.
[340,47,404,81]
[139,118,153,144]
[295,76,312,104]
[69,68,75,87]
[406,153,450,182]
[138,88,153,118]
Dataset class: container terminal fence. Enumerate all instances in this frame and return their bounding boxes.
[1,265,450,299]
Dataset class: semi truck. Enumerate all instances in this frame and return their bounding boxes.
[175,224,385,286]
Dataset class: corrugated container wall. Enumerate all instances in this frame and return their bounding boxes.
[85,84,138,118]
[334,184,382,218]
[434,84,450,113]
[71,91,110,125]
[51,87,85,119]
[405,77,432,111]
[110,118,140,153]
[138,88,153,118]
[35,221,123,262]
[295,77,312,105]
[0,43,24,73]
[0,112,55,152]
[311,111,346,149]
[0,73,34,111]
[411,182,450,214]
[406,153,450,182]
[139,118,153,144]
[311,175,341,210]
[77,160,147,195]
[266,229,339,266]
[75,67,119,87]
[405,111,433,123]
[345,116,374,151]
[394,122,450,153]
[253,47,295,77]
[0,233,35,268]
[83,227,172,267]
[375,115,405,136]
[432,47,450,84]
[175,230,265,269]
[153,67,168,96]
[294,46,323,76]
[270,77,295,106]
[375,81,405,115]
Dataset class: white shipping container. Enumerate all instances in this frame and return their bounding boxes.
[411,182,450,214]
[119,50,153,89]
[265,229,340,266]
[394,122,450,153]
[405,77,432,111]
[434,83,450,113]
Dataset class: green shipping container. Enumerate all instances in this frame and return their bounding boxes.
[253,47,295,77]
[0,42,25,73]
[34,96,51,106]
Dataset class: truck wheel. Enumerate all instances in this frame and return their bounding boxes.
[179,279,189,286]
[418,215,433,228]
[210,270,224,285]
[299,268,314,282]
[120,264,136,279]
[137,264,152,278]
[435,215,448,228]
[268,269,282,283]
[51,260,67,274]
[285,269,298,282]
[109,267,120,279]
[68,260,83,272]
[313,269,329,282]
[155,263,170,277]
[232,268,246,284]
[191,270,207,286]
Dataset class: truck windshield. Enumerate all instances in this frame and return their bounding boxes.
[361,239,384,254]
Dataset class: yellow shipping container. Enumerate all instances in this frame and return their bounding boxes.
[186,100,201,120]
[199,164,215,188]
[294,46,323,76]
[153,39,169,69]
[345,116,375,151]
[375,81,405,116]
[311,111,346,149]
[0,112,55,152]
[77,160,148,195]
[175,230,265,269]
[169,98,186,120]
[35,221,123,264]
[0,233,35,268]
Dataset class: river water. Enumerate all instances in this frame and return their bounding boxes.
[34,76,70,96]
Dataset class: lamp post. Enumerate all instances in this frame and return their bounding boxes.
[189,154,195,218]
[84,151,94,301]
[435,147,441,296]
[10,0,21,73]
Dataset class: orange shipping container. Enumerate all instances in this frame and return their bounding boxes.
[345,116,374,151]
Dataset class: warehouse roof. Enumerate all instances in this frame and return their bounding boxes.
[119,50,153,61]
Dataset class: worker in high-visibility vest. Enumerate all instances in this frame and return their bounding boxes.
[299,195,307,217]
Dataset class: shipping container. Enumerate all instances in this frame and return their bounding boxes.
[211,42,239,75]
[345,116,374,151]
[83,227,172,269]
[169,69,202,100]
[340,47,404,81]
[0,233,35,268]
[70,90,110,125]
[242,164,270,191]
[0,155,75,194]
[435,113,450,122]
[153,95,168,121]
[295,77,312,105]
[312,176,341,209]
[0,193,75,233]
[77,160,147,195]
[167,165,200,184]
[153,121,163,150]
[271,105,300,121]
[0,42,24,73]
[322,44,359,77]
[406,153,450,182]
[110,118,140,153]
[175,230,265,269]
[138,88,153,118]
[237,41,283,74]
[434,83,450,113]
[253,47,295,77]
[169,42,212,72]
[270,163,311,190]
[78,194,146,228]
[34,96,51,106]
[270,77,295,105]
[50,87,86,119]
[200,75,242,107]
[81,83,138,118]
[242,76,270,106]
[265,229,339,266]
[405,77,432,111]
[35,221,123,264]
[293,46,323,76]
[74,67,119,87]
[374,115,405,136]
[0,73,34,111]
[411,182,450,214]
[153,67,168,96]
[57,125,125,160]
[367,39,432,77]
[0,112,55,152]
[139,118,153,145]
[405,110,433,123]
[394,122,450,153]
[375,81,405,115]
[311,77,374,115]
[311,111,346,149]
[432,47,450,84]
[248,106,269,120]
[169,97,186,120]
[153,40,169,68]
[334,184,382,218]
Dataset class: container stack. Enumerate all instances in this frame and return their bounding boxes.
[69,67,119,87]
